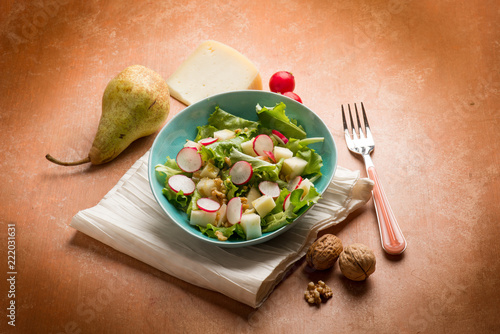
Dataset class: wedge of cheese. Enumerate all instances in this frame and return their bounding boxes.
[167,40,262,105]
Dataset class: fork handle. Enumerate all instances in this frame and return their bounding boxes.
[367,166,407,255]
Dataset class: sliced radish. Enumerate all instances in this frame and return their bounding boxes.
[168,175,196,195]
[197,198,221,212]
[227,197,243,225]
[229,161,253,185]
[253,134,274,156]
[272,130,289,144]
[176,147,202,173]
[283,193,291,210]
[264,150,276,163]
[287,176,303,191]
[259,181,280,198]
[199,137,218,146]
[282,91,302,103]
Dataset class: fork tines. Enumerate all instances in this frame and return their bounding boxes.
[342,102,371,139]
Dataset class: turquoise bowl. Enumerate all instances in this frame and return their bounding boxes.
[148,90,337,248]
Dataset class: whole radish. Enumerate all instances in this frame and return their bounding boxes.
[269,71,295,93]
[282,91,302,103]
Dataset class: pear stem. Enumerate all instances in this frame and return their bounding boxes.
[45,154,91,166]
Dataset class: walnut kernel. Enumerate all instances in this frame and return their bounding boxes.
[304,280,333,305]
[339,243,376,281]
[306,234,343,270]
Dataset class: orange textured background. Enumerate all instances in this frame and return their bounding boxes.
[0,1,499,333]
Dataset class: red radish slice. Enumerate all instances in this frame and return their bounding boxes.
[271,130,289,144]
[230,161,253,185]
[199,137,218,146]
[287,176,303,191]
[264,150,276,163]
[283,193,291,210]
[197,198,221,212]
[176,147,202,173]
[253,134,274,156]
[259,181,280,198]
[168,175,195,195]
[227,197,242,225]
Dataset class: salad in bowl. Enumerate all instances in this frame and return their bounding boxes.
[149,90,336,247]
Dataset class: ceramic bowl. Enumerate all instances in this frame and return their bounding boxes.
[148,90,337,247]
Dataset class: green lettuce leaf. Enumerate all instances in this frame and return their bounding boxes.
[296,149,323,178]
[229,148,273,168]
[200,137,245,168]
[256,103,306,139]
[228,148,284,182]
[208,106,259,138]
[198,223,246,240]
[155,157,189,187]
[270,188,291,215]
[224,178,248,201]
[186,189,201,218]
[285,137,324,154]
[285,138,324,179]
[261,198,298,233]
[262,212,289,233]
[289,186,321,215]
[162,187,190,210]
[261,186,321,233]
[195,125,218,141]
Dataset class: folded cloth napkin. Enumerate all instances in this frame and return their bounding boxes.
[70,151,374,308]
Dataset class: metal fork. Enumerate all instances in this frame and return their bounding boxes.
[342,103,407,255]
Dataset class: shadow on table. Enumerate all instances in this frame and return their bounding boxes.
[67,196,377,323]
[68,231,255,315]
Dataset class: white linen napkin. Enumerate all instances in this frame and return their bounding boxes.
[70,151,374,308]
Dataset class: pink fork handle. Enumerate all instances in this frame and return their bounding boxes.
[367,166,407,255]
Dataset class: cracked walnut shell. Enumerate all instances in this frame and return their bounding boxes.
[306,234,343,270]
[339,243,376,281]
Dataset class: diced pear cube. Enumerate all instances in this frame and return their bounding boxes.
[190,210,216,227]
[214,129,235,141]
[240,213,262,240]
[241,139,257,157]
[273,146,293,161]
[282,157,308,179]
[184,140,201,150]
[200,162,220,179]
[196,177,216,197]
[297,178,313,199]
[215,204,227,226]
[251,195,276,217]
[246,186,261,209]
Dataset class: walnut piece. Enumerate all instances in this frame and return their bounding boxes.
[339,243,376,281]
[214,231,227,241]
[306,234,343,270]
[304,281,333,305]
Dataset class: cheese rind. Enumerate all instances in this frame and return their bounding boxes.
[167,40,262,105]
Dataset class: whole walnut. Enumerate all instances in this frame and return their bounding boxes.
[306,234,343,270]
[339,243,376,281]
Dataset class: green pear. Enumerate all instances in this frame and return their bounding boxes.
[46,65,170,166]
